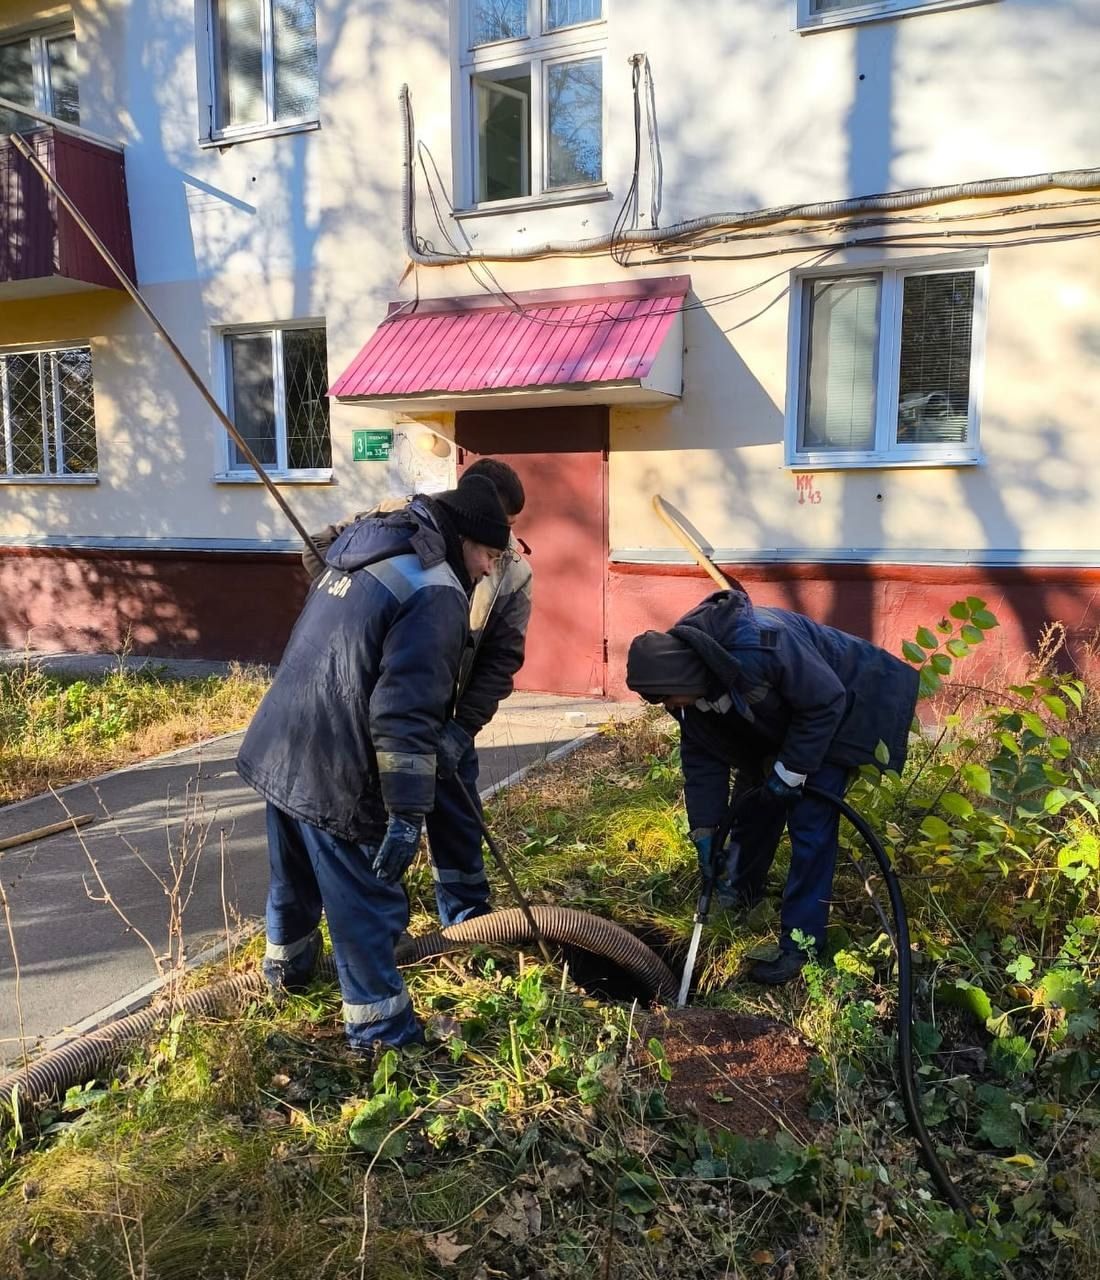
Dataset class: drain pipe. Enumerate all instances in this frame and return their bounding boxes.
[398,83,1100,268]
[0,906,676,1122]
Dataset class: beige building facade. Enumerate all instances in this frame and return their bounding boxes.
[0,0,1096,690]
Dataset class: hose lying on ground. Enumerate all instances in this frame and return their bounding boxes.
[805,785,975,1226]
[0,906,677,1120]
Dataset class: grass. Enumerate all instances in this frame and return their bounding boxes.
[0,657,270,805]
[1,656,1099,1278]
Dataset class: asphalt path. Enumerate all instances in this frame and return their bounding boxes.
[0,693,619,1065]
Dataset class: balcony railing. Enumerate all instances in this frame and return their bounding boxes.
[0,125,135,293]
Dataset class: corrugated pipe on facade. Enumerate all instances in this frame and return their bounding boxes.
[398,84,1100,267]
[0,906,677,1123]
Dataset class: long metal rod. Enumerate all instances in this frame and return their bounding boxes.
[455,777,554,966]
[8,131,323,560]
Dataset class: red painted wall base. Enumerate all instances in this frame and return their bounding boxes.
[2,549,1096,701]
[607,561,1100,700]
[0,546,310,666]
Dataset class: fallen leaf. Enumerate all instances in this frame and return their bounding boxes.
[426,1014,463,1042]
[421,1231,472,1265]
[259,1108,286,1127]
[540,1156,591,1194]
[490,1190,542,1242]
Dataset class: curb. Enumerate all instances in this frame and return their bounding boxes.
[10,727,602,1062]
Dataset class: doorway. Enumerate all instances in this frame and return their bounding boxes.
[456,406,608,696]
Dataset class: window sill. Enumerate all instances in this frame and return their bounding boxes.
[796,0,998,34]
[454,186,613,219]
[787,453,983,471]
[199,118,320,150]
[214,470,334,485]
[0,473,98,485]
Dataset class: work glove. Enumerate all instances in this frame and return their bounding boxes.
[437,721,474,780]
[762,764,806,809]
[690,827,719,885]
[371,814,423,883]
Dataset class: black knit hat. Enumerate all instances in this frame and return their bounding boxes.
[435,473,511,551]
[626,630,709,702]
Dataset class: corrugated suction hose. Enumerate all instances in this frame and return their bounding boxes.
[0,906,676,1120]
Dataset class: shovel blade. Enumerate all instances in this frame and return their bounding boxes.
[676,920,705,1007]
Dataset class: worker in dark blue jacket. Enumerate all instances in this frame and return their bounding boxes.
[237,473,512,1051]
[626,589,919,984]
[301,459,533,927]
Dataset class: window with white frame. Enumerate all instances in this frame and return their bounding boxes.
[787,263,985,466]
[223,324,330,475]
[0,345,97,479]
[796,0,997,32]
[460,0,605,206]
[0,23,79,134]
[207,0,318,138]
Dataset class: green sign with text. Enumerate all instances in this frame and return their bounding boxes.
[352,429,393,461]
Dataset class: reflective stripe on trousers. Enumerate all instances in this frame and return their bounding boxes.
[263,802,422,1048]
[343,988,411,1026]
[265,930,318,962]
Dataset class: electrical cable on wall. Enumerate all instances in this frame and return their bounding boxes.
[398,81,1100,274]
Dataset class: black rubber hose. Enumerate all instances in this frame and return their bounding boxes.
[805,784,974,1225]
[0,906,676,1119]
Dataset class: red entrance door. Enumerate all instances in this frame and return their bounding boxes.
[456,407,607,696]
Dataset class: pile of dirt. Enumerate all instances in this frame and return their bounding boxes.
[639,1008,817,1140]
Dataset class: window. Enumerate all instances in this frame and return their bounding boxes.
[0,24,79,134]
[208,0,318,139]
[796,0,998,32]
[0,345,97,479]
[460,0,605,206]
[787,263,985,467]
[223,325,331,476]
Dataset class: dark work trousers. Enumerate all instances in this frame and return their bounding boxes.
[425,745,492,926]
[723,763,850,953]
[263,803,422,1048]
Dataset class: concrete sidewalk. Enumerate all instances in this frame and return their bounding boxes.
[0,690,629,1066]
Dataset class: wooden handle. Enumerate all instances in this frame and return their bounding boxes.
[651,494,733,590]
[0,813,94,853]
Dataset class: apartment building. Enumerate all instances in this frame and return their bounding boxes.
[0,0,1096,694]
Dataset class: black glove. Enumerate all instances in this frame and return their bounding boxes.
[762,768,804,809]
[371,814,423,883]
[690,827,719,884]
[437,721,474,780]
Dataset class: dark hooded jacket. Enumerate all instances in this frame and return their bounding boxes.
[303,500,531,740]
[238,500,470,843]
[666,591,919,830]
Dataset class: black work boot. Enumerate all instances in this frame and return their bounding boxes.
[748,950,806,985]
[262,929,323,1000]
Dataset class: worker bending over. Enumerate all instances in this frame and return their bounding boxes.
[626,588,918,984]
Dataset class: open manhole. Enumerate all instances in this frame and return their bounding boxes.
[638,1008,817,1140]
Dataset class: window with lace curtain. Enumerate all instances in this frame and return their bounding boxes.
[786,261,987,467]
[206,0,318,141]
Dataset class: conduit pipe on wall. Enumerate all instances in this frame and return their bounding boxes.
[398,84,1100,268]
[0,906,677,1121]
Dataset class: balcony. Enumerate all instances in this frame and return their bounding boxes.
[0,125,135,296]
